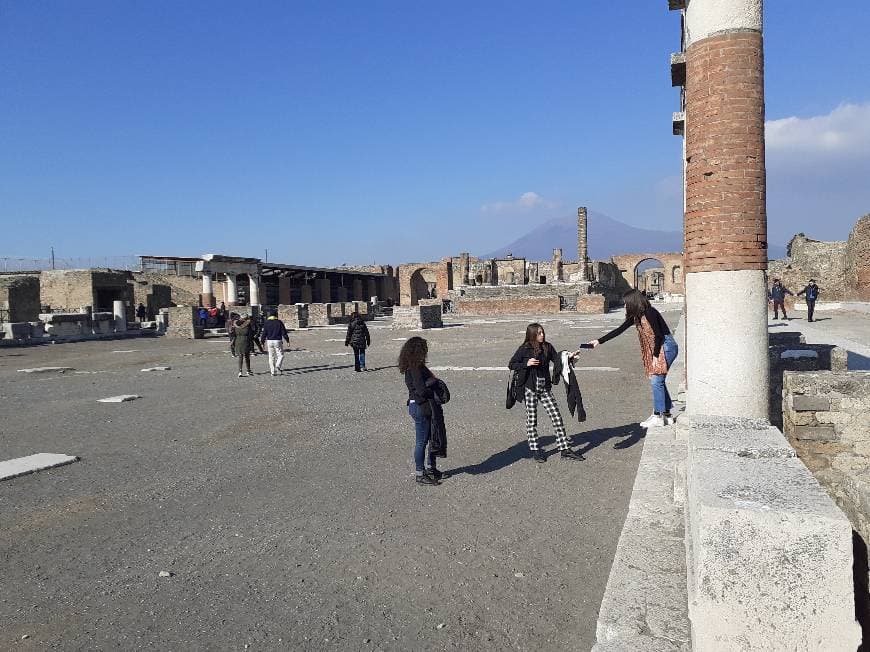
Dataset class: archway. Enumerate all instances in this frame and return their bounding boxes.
[635,258,665,297]
[410,268,438,305]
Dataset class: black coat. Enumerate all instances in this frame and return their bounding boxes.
[508,342,563,391]
[345,318,371,349]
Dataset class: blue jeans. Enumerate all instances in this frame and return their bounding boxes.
[353,347,366,371]
[650,335,679,414]
[409,402,437,474]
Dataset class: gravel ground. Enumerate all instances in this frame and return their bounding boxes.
[0,309,679,651]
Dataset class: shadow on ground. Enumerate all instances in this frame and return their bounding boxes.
[447,424,644,477]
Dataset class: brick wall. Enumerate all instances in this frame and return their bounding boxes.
[575,294,606,314]
[684,31,767,273]
[456,296,561,316]
[40,270,95,310]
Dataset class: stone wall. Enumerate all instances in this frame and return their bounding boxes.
[767,331,847,427]
[40,270,95,310]
[845,214,870,301]
[131,271,201,307]
[768,233,848,301]
[307,303,333,327]
[165,306,202,339]
[0,275,41,322]
[455,297,561,316]
[391,305,443,329]
[493,258,526,285]
[575,294,607,313]
[277,304,308,329]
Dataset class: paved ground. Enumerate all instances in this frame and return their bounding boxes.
[0,308,679,650]
[768,307,870,369]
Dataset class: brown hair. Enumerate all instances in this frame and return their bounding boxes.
[523,322,545,355]
[398,336,428,373]
[623,289,651,324]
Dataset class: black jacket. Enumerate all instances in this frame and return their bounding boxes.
[508,342,563,391]
[428,378,450,458]
[405,365,435,408]
[345,318,371,349]
[599,307,671,357]
[260,317,289,343]
[797,284,819,301]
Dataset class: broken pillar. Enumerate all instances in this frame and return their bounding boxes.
[577,207,588,280]
[552,248,563,282]
[314,279,331,303]
[112,300,127,332]
[201,271,214,307]
[300,284,313,304]
[683,0,769,420]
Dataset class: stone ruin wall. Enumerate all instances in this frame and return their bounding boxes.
[845,214,870,301]
[768,234,848,301]
[0,275,41,322]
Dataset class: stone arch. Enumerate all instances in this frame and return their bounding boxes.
[410,268,438,304]
[610,252,685,295]
[398,260,453,306]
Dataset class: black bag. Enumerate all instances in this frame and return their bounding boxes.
[506,370,523,409]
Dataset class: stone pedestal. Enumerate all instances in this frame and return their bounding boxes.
[112,300,127,333]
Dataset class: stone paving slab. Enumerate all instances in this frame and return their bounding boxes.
[97,394,141,403]
[0,453,80,481]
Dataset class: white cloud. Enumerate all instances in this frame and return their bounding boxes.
[481,191,558,214]
[766,102,870,160]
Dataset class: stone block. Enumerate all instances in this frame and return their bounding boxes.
[307,303,332,327]
[164,306,203,339]
[2,322,32,340]
[792,425,838,441]
[685,416,861,651]
[792,395,832,412]
[277,304,308,329]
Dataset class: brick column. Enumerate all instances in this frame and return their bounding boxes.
[683,0,769,419]
[577,207,588,280]
[552,248,563,282]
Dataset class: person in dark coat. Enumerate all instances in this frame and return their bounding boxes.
[136,303,146,322]
[398,336,443,486]
[344,311,371,372]
[508,323,584,463]
[797,279,820,322]
[580,289,678,429]
[769,279,793,320]
[230,314,255,377]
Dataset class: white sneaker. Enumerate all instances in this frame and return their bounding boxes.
[238,371,244,378]
[640,414,664,428]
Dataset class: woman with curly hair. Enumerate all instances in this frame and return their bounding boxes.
[398,336,442,486]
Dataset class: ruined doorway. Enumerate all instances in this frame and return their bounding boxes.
[634,258,665,298]
[410,268,438,305]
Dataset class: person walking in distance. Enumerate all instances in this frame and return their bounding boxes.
[769,278,793,320]
[509,323,584,463]
[344,311,371,372]
[260,309,289,376]
[797,279,820,322]
[398,337,443,485]
[579,289,678,428]
[135,303,146,322]
[230,314,255,377]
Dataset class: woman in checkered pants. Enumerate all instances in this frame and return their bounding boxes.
[508,323,584,463]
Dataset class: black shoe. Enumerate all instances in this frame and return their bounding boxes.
[532,450,547,463]
[427,468,443,481]
[416,474,440,486]
[560,449,585,461]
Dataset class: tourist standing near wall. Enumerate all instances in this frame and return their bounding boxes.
[582,290,678,428]
[796,279,820,322]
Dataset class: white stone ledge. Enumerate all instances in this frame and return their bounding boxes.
[684,415,861,650]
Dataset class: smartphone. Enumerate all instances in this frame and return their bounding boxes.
[578,343,594,349]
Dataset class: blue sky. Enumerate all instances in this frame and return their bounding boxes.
[1,1,868,266]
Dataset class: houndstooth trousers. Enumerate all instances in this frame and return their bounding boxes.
[524,376,570,451]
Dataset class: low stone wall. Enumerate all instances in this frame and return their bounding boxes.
[768,331,847,427]
[575,294,607,313]
[683,415,861,650]
[164,306,202,339]
[277,304,308,329]
[455,296,561,316]
[783,371,870,532]
[307,303,333,327]
[392,305,443,329]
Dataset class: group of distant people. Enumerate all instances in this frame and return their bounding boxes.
[769,278,821,321]
[400,288,679,486]
[226,308,371,378]
[197,303,229,329]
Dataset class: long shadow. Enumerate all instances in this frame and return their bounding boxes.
[363,365,398,372]
[849,351,870,371]
[572,423,646,457]
[448,436,558,476]
[282,364,355,375]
